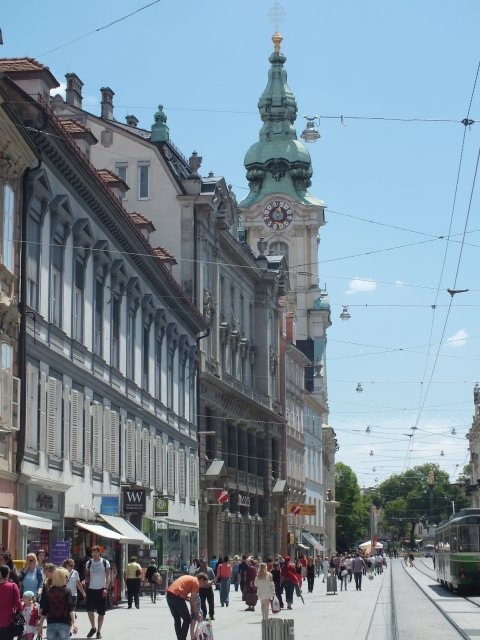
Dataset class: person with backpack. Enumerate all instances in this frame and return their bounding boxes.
[18,554,43,597]
[145,558,159,604]
[84,546,110,640]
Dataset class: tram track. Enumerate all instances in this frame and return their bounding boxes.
[402,559,478,639]
[415,557,480,610]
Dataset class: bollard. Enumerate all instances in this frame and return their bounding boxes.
[262,618,294,640]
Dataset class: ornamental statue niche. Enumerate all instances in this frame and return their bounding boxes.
[202,289,215,326]
[269,345,278,375]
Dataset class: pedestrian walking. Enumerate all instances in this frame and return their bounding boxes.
[195,560,216,620]
[187,557,198,575]
[351,553,366,591]
[270,561,284,609]
[315,556,322,578]
[238,555,248,599]
[84,545,111,639]
[0,566,22,640]
[166,574,206,640]
[18,553,44,598]
[63,558,85,610]
[322,557,329,583]
[244,558,258,612]
[22,591,39,640]
[124,556,142,609]
[280,556,298,610]
[306,558,315,593]
[231,556,240,592]
[254,563,275,621]
[339,557,348,591]
[408,553,414,568]
[36,567,77,640]
[217,556,231,607]
[145,558,159,603]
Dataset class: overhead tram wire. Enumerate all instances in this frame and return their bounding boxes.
[403,60,480,471]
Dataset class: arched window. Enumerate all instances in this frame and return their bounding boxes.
[269,241,289,264]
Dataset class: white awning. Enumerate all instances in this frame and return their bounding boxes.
[302,531,324,551]
[98,514,153,545]
[297,543,309,550]
[75,521,125,540]
[0,507,52,530]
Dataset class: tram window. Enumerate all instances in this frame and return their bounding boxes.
[459,525,479,552]
[451,528,458,552]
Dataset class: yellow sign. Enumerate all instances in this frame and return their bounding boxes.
[288,503,316,516]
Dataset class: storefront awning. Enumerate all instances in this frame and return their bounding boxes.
[0,507,52,530]
[75,521,125,540]
[302,531,324,551]
[297,543,309,550]
[97,514,153,545]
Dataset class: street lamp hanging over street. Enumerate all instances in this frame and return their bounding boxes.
[340,305,351,321]
[300,115,321,143]
[356,382,363,393]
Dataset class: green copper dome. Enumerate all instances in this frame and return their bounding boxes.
[240,35,321,208]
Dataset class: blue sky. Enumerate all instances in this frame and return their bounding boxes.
[3,0,480,487]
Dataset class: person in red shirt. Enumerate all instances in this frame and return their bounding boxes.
[0,565,22,640]
[280,556,299,610]
[166,574,208,640]
[217,556,232,607]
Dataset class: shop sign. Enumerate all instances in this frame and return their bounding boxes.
[238,494,250,508]
[123,488,146,513]
[288,503,316,516]
[50,541,71,565]
[154,496,169,517]
[101,496,120,515]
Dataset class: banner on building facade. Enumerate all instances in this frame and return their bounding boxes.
[288,503,316,516]
[154,495,169,517]
[123,488,146,513]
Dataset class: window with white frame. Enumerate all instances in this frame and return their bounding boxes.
[111,296,121,369]
[50,241,63,327]
[3,184,14,272]
[73,259,85,342]
[27,213,41,310]
[143,324,150,389]
[155,335,163,401]
[127,306,136,379]
[138,162,149,199]
[94,276,104,356]
[1,342,12,370]
[115,163,128,199]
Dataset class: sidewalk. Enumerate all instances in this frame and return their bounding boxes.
[73,571,389,640]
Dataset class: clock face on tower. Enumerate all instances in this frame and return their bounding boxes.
[263,200,294,230]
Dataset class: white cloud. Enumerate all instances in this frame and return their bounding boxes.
[446,328,468,348]
[345,277,377,295]
[50,81,66,99]
[395,279,405,286]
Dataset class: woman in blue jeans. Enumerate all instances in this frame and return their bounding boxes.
[36,567,76,640]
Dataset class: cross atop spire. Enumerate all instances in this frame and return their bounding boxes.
[268,1,285,32]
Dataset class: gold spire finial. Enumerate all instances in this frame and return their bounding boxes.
[272,31,283,53]
[268,1,285,51]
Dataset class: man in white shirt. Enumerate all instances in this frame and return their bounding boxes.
[85,546,111,640]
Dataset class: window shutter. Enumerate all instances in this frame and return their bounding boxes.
[26,364,39,451]
[189,453,195,499]
[92,403,103,471]
[167,443,175,496]
[136,425,142,483]
[126,419,135,481]
[142,430,149,486]
[178,448,186,499]
[194,455,199,500]
[63,385,70,460]
[39,372,47,450]
[150,433,155,488]
[110,411,119,474]
[84,397,91,466]
[155,436,162,492]
[1,370,12,430]
[103,407,111,472]
[162,440,168,491]
[47,377,59,456]
[71,390,82,464]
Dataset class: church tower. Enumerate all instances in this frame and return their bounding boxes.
[239,31,331,400]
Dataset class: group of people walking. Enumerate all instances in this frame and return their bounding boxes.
[0,545,110,640]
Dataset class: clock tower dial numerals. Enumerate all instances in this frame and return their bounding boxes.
[263,200,294,230]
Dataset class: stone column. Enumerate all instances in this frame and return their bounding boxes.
[247,429,257,475]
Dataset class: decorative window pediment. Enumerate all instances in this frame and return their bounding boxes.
[49,194,73,236]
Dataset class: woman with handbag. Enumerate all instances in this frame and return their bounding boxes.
[124,557,142,610]
[0,565,23,640]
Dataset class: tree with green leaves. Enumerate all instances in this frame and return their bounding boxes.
[371,464,469,548]
[335,462,370,550]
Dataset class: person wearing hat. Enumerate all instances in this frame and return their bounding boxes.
[22,591,39,640]
[280,556,298,610]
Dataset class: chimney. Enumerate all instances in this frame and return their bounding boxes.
[125,114,138,127]
[100,87,115,120]
[65,73,83,108]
